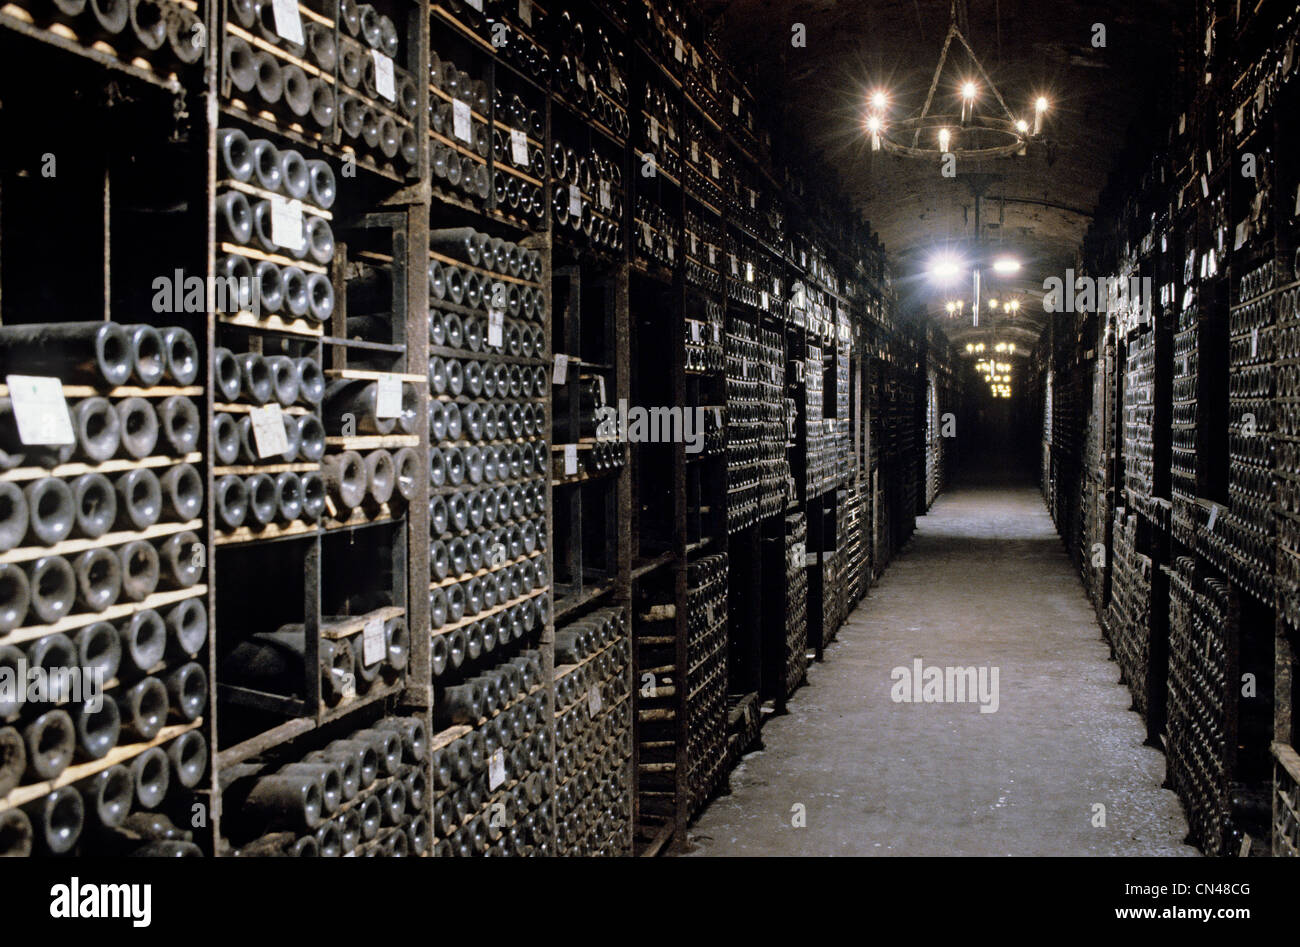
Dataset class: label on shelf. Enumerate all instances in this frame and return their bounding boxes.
[708,245,716,266]
[375,374,402,418]
[599,180,612,210]
[249,404,289,457]
[466,0,482,10]
[563,443,578,476]
[761,291,769,310]
[710,155,720,179]
[488,748,506,789]
[568,184,582,219]
[270,195,305,253]
[362,616,385,666]
[576,68,587,90]
[552,353,568,384]
[666,240,674,262]
[690,321,701,342]
[745,261,754,282]
[588,686,602,715]
[674,36,684,62]
[372,51,396,102]
[517,0,531,25]
[5,375,74,446]
[510,128,530,166]
[732,94,741,116]
[690,140,699,164]
[689,232,698,255]
[452,100,473,143]
[270,0,304,45]
[1251,327,1258,357]
[487,308,504,348]
[649,116,659,144]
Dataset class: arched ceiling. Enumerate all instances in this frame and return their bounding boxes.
[708,0,1185,353]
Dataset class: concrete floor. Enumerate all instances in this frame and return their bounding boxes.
[685,469,1196,857]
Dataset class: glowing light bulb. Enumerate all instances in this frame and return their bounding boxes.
[1015,119,1029,133]
[938,127,951,153]
[870,90,888,110]
[962,81,977,100]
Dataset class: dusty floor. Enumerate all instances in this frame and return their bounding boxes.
[685,471,1196,857]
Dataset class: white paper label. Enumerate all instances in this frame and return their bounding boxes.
[709,156,719,178]
[595,374,606,404]
[1251,327,1258,357]
[6,375,73,446]
[568,184,582,218]
[488,747,506,788]
[487,308,504,348]
[708,246,716,266]
[270,0,304,45]
[518,0,531,26]
[466,0,482,10]
[649,116,659,144]
[674,36,684,62]
[249,403,289,458]
[452,100,473,143]
[371,51,396,102]
[362,616,385,666]
[732,95,740,116]
[761,291,769,309]
[563,443,577,475]
[270,195,305,252]
[510,128,530,166]
[690,140,699,163]
[375,374,402,418]
[690,321,701,342]
[576,68,587,90]
[599,180,612,210]
[587,686,602,715]
[666,241,674,262]
[552,353,568,384]
[1234,107,1244,134]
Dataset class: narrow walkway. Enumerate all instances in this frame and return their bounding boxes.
[687,472,1195,856]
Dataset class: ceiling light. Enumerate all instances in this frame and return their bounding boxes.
[1034,96,1049,134]
[962,81,977,100]
[929,254,962,282]
[938,127,952,152]
[988,298,998,310]
[1015,119,1029,133]
[992,257,1020,274]
[870,90,889,110]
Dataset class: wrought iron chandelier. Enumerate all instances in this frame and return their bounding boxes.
[864,1,1049,159]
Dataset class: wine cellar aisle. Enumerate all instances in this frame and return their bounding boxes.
[1,0,1298,866]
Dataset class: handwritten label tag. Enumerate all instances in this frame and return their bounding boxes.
[649,116,659,144]
[575,68,587,90]
[568,184,582,219]
[270,195,305,252]
[270,0,304,45]
[674,36,684,62]
[709,156,720,178]
[732,94,740,116]
[362,616,385,666]
[452,100,473,143]
[510,128,529,166]
[563,443,577,476]
[375,374,402,418]
[552,353,568,384]
[488,747,506,788]
[517,0,531,26]
[466,0,482,10]
[588,686,602,715]
[487,308,504,348]
[249,404,289,458]
[6,376,73,446]
[372,51,396,101]
[690,140,699,164]
[599,180,612,210]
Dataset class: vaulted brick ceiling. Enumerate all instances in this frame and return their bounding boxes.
[711,0,1184,350]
